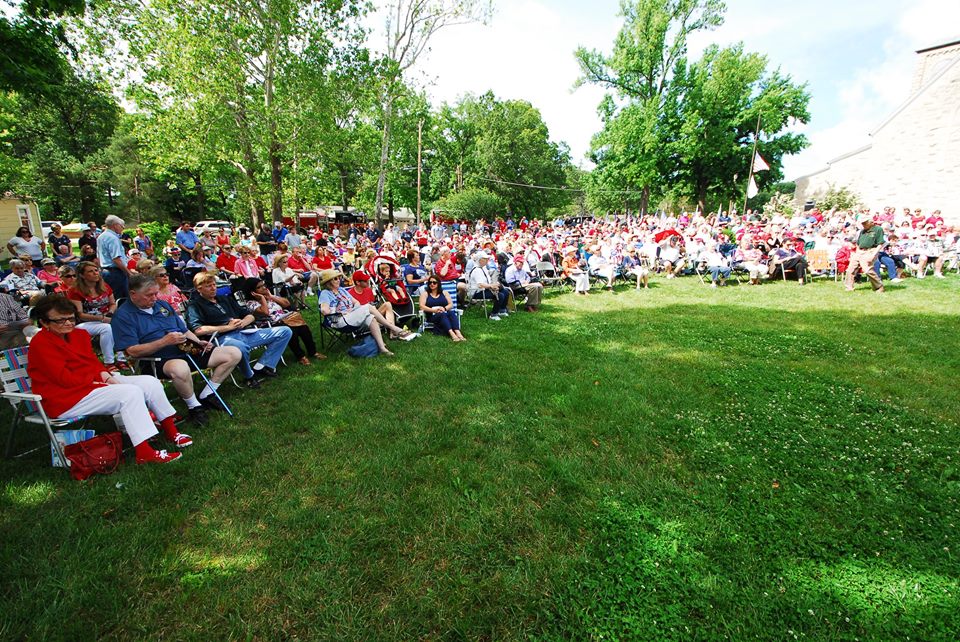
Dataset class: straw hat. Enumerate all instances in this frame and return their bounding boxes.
[318,269,343,286]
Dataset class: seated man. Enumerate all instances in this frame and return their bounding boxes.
[184,272,293,387]
[504,255,544,312]
[467,253,508,320]
[658,237,685,278]
[768,246,807,284]
[586,245,616,289]
[0,290,34,348]
[704,247,731,287]
[1,259,44,302]
[112,274,243,424]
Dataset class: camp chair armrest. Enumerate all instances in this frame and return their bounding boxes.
[1,391,43,403]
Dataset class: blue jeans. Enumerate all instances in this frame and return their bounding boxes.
[219,326,293,378]
[709,266,731,282]
[874,253,897,279]
[473,289,508,314]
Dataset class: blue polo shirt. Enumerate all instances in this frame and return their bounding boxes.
[176,229,199,250]
[112,300,188,360]
[96,229,124,267]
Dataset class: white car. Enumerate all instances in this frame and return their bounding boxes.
[193,220,234,236]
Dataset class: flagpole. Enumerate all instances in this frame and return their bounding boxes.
[742,112,762,216]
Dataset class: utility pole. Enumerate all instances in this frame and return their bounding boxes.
[416,118,423,225]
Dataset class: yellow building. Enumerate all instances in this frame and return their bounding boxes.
[0,193,43,260]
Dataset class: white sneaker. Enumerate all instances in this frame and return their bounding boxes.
[918,273,926,279]
[890,278,902,283]
[935,273,945,279]
[489,315,501,321]
[710,282,717,288]
[500,311,510,317]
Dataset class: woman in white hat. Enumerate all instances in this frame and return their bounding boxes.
[561,246,590,295]
[317,269,413,356]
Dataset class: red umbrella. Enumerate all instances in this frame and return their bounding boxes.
[654,229,682,243]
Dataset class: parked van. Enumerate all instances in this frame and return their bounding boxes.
[193,220,234,236]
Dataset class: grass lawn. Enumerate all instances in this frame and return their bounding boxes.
[2,276,959,640]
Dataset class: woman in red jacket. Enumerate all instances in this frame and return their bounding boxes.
[27,295,186,464]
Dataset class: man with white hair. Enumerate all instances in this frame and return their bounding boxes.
[98,215,132,298]
[468,252,509,320]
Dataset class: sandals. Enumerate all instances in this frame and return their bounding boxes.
[313,353,327,360]
[298,357,311,366]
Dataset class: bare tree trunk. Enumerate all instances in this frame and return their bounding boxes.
[640,186,650,216]
[270,146,283,223]
[374,94,394,227]
[339,167,350,210]
[193,173,205,220]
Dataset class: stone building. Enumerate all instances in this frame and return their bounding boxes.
[793,39,960,223]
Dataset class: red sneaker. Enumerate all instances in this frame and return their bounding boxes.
[136,448,182,465]
[172,433,193,448]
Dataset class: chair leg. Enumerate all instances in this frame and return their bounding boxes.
[4,407,22,458]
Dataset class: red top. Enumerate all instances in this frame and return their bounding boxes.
[287,255,309,271]
[27,328,105,418]
[435,256,461,280]
[216,253,238,272]
[347,285,375,305]
[311,254,333,271]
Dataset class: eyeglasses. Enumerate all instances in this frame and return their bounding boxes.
[45,316,76,326]
[61,274,77,279]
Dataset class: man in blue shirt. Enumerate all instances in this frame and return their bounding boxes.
[185,272,292,386]
[97,215,132,298]
[272,221,288,243]
[175,221,199,254]
[113,274,243,422]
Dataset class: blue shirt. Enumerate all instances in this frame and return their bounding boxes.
[112,300,187,360]
[176,229,199,250]
[96,229,125,267]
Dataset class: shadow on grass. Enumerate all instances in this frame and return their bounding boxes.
[1,294,959,639]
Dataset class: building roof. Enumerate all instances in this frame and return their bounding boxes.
[916,37,960,54]
[872,53,960,136]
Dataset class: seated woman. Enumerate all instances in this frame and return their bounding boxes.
[419,277,465,342]
[623,247,650,289]
[561,246,591,295]
[587,245,616,289]
[271,253,306,309]
[317,269,414,356]
[54,265,77,294]
[186,247,216,272]
[233,246,264,280]
[347,271,397,339]
[148,266,187,313]
[0,259,44,301]
[27,295,186,464]
[36,258,62,289]
[66,261,121,368]
[402,249,430,296]
[241,277,324,366]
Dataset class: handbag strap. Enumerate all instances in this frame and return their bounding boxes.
[77,433,121,475]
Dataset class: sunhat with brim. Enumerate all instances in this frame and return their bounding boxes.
[318,269,344,286]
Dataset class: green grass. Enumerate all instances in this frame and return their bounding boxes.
[2,277,959,640]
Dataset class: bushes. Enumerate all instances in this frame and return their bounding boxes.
[815,184,861,211]
[433,188,505,221]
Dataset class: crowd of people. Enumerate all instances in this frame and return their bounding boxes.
[3,204,957,468]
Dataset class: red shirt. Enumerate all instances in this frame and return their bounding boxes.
[28,328,106,418]
[216,253,238,272]
[287,255,309,271]
[311,254,333,271]
[67,284,113,316]
[435,256,461,280]
[348,285,375,305]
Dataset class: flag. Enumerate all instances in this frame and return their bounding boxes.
[747,176,759,199]
[753,153,770,172]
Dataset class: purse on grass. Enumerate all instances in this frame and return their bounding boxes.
[62,431,123,481]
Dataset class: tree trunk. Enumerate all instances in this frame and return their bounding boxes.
[640,186,650,215]
[339,167,350,210]
[270,146,283,223]
[193,173,205,220]
[374,94,394,226]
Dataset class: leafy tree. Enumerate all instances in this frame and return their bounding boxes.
[372,0,492,224]
[576,0,725,213]
[91,0,368,228]
[669,44,810,212]
[814,184,861,211]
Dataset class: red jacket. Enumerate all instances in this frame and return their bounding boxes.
[27,328,106,418]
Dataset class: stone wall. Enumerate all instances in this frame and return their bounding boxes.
[795,45,960,224]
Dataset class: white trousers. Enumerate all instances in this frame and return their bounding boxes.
[570,272,591,292]
[57,375,175,446]
[76,322,116,364]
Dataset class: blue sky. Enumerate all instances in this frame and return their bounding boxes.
[386,0,960,180]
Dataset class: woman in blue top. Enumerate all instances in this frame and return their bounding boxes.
[317,269,413,356]
[402,249,429,296]
[419,277,465,342]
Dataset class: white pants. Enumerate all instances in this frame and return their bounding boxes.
[570,272,591,292]
[77,322,116,364]
[57,375,175,446]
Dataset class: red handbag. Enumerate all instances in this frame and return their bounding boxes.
[62,431,123,481]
